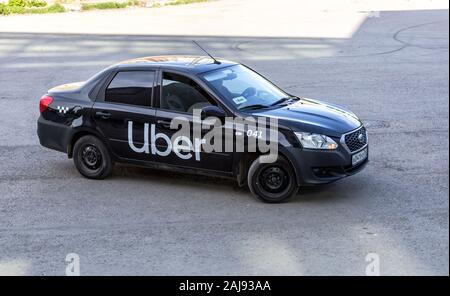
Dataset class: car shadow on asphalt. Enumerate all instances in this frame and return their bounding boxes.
[112,163,238,187]
[110,163,349,204]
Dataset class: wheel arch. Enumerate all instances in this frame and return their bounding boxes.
[67,129,108,158]
[235,147,301,187]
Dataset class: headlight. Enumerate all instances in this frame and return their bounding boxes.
[294,132,338,150]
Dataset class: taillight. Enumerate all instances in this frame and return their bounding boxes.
[39,95,53,113]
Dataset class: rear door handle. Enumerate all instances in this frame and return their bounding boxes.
[95,111,111,119]
[157,120,171,128]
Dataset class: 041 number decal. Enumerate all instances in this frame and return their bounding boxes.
[247,130,263,138]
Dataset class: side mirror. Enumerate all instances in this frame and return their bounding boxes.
[201,105,226,121]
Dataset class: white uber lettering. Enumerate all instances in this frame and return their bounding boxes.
[128,121,149,153]
[194,138,205,161]
[127,121,203,161]
[150,124,172,157]
[173,136,193,160]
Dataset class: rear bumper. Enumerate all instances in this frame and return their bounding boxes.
[37,116,71,154]
[283,144,369,186]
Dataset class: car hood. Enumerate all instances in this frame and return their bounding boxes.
[252,98,362,137]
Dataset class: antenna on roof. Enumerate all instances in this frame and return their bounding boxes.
[192,40,221,64]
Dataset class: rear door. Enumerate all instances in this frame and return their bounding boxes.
[92,69,158,162]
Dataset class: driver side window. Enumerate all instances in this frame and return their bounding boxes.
[160,72,213,113]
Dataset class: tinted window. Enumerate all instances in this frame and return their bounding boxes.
[160,72,212,113]
[105,71,155,107]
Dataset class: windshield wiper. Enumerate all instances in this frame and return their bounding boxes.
[269,96,298,107]
[239,97,299,110]
[239,104,268,110]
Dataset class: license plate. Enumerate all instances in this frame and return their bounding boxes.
[352,147,368,166]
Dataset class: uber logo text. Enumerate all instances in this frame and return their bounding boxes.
[128,108,279,163]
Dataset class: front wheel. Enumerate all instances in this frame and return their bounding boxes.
[247,156,298,203]
[73,135,113,179]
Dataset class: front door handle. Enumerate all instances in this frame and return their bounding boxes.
[95,111,111,119]
[157,119,171,128]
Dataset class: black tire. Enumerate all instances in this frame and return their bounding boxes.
[73,135,113,179]
[247,156,298,203]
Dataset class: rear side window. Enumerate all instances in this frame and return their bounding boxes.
[105,71,155,107]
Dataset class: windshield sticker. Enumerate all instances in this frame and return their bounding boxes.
[233,96,247,105]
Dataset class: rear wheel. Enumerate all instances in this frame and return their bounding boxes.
[73,135,113,179]
[247,156,298,203]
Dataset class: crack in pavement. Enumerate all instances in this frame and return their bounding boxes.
[393,20,449,50]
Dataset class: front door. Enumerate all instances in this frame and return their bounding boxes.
[153,71,234,172]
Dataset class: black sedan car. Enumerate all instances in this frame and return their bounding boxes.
[37,56,368,202]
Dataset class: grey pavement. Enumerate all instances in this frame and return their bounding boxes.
[0,6,448,275]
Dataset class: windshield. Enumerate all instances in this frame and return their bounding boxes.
[200,65,290,110]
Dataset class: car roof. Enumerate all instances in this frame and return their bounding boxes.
[114,55,238,74]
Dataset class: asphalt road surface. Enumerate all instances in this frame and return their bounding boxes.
[0,8,448,275]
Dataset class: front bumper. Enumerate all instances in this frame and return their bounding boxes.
[283,142,369,186]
